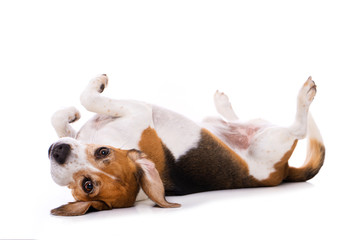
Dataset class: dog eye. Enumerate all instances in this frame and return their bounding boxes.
[82,178,94,193]
[95,147,110,158]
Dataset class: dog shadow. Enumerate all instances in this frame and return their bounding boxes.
[166,182,314,209]
[62,182,314,219]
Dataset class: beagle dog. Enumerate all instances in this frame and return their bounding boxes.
[48,74,325,216]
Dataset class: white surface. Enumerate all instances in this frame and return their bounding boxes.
[0,0,359,239]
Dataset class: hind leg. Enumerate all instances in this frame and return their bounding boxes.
[214,90,239,121]
[288,76,317,139]
[244,77,318,183]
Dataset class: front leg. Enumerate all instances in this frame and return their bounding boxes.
[80,74,151,118]
[51,107,80,138]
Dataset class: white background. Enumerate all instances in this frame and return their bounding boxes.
[0,0,359,239]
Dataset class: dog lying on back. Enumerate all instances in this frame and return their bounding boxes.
[48,74,324,216]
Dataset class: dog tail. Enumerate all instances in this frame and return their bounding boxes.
[285,113,325,182]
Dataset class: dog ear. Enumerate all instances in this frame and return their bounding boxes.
[51,201,111,216]
[136,158,181,208]
[128,150,181,208]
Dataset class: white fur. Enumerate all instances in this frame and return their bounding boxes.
[288,77,316,139]
[213,90,239,121]
[76,113,150,149]
[307,113,323,144]
[80,74,153,118]
[244,126,296,180]
[152,105,201,160]
[49,137,116,186]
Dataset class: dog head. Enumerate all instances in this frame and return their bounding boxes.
[48,137,180,216]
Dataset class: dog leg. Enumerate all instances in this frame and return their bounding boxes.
[288,76,317,139]
[80,74,151,118]
[51,107,80,138]
[214,90,239,121]
[244,77,317,183]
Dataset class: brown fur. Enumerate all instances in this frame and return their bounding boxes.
[138,127,166,179]
[203,129,252,172]
[285,139,325,182]
[70,155,140,209]
[51,201,110,216]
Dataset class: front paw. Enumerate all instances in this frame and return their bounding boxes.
[89,74,109,93]
[51,107,81,138]
[67,107,81,123]
[51,107,81,126]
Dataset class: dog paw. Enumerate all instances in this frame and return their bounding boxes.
[89,74,109,93]
[67,107,81,123]
[214,90,232,110]
[299,76,317,106]
[52,107,81,126]
[214,90,239,121]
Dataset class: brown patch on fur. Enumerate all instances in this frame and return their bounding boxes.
[260,140,298,186]
[165,129,262,195]
[285,139,325,182]
[138,127,166,179]
[63,146,142,212]
[70,167,139,210]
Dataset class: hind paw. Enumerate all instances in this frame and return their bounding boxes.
[299,76,317,106]
[214,90,239,121]
[214,90,232,110]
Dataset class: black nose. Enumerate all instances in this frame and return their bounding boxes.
[50,144,71,164]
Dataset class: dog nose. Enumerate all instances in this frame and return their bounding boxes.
[51,143,71,164]
[48,144,54,158]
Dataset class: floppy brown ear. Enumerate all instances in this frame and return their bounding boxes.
[136,158,181,208]
[127,150,180,208]
[51,201,111,216]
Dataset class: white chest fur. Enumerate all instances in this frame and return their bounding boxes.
[76,114,150,149]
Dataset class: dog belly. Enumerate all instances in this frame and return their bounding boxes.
[220,124,260,150]
[202,117,269,152]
